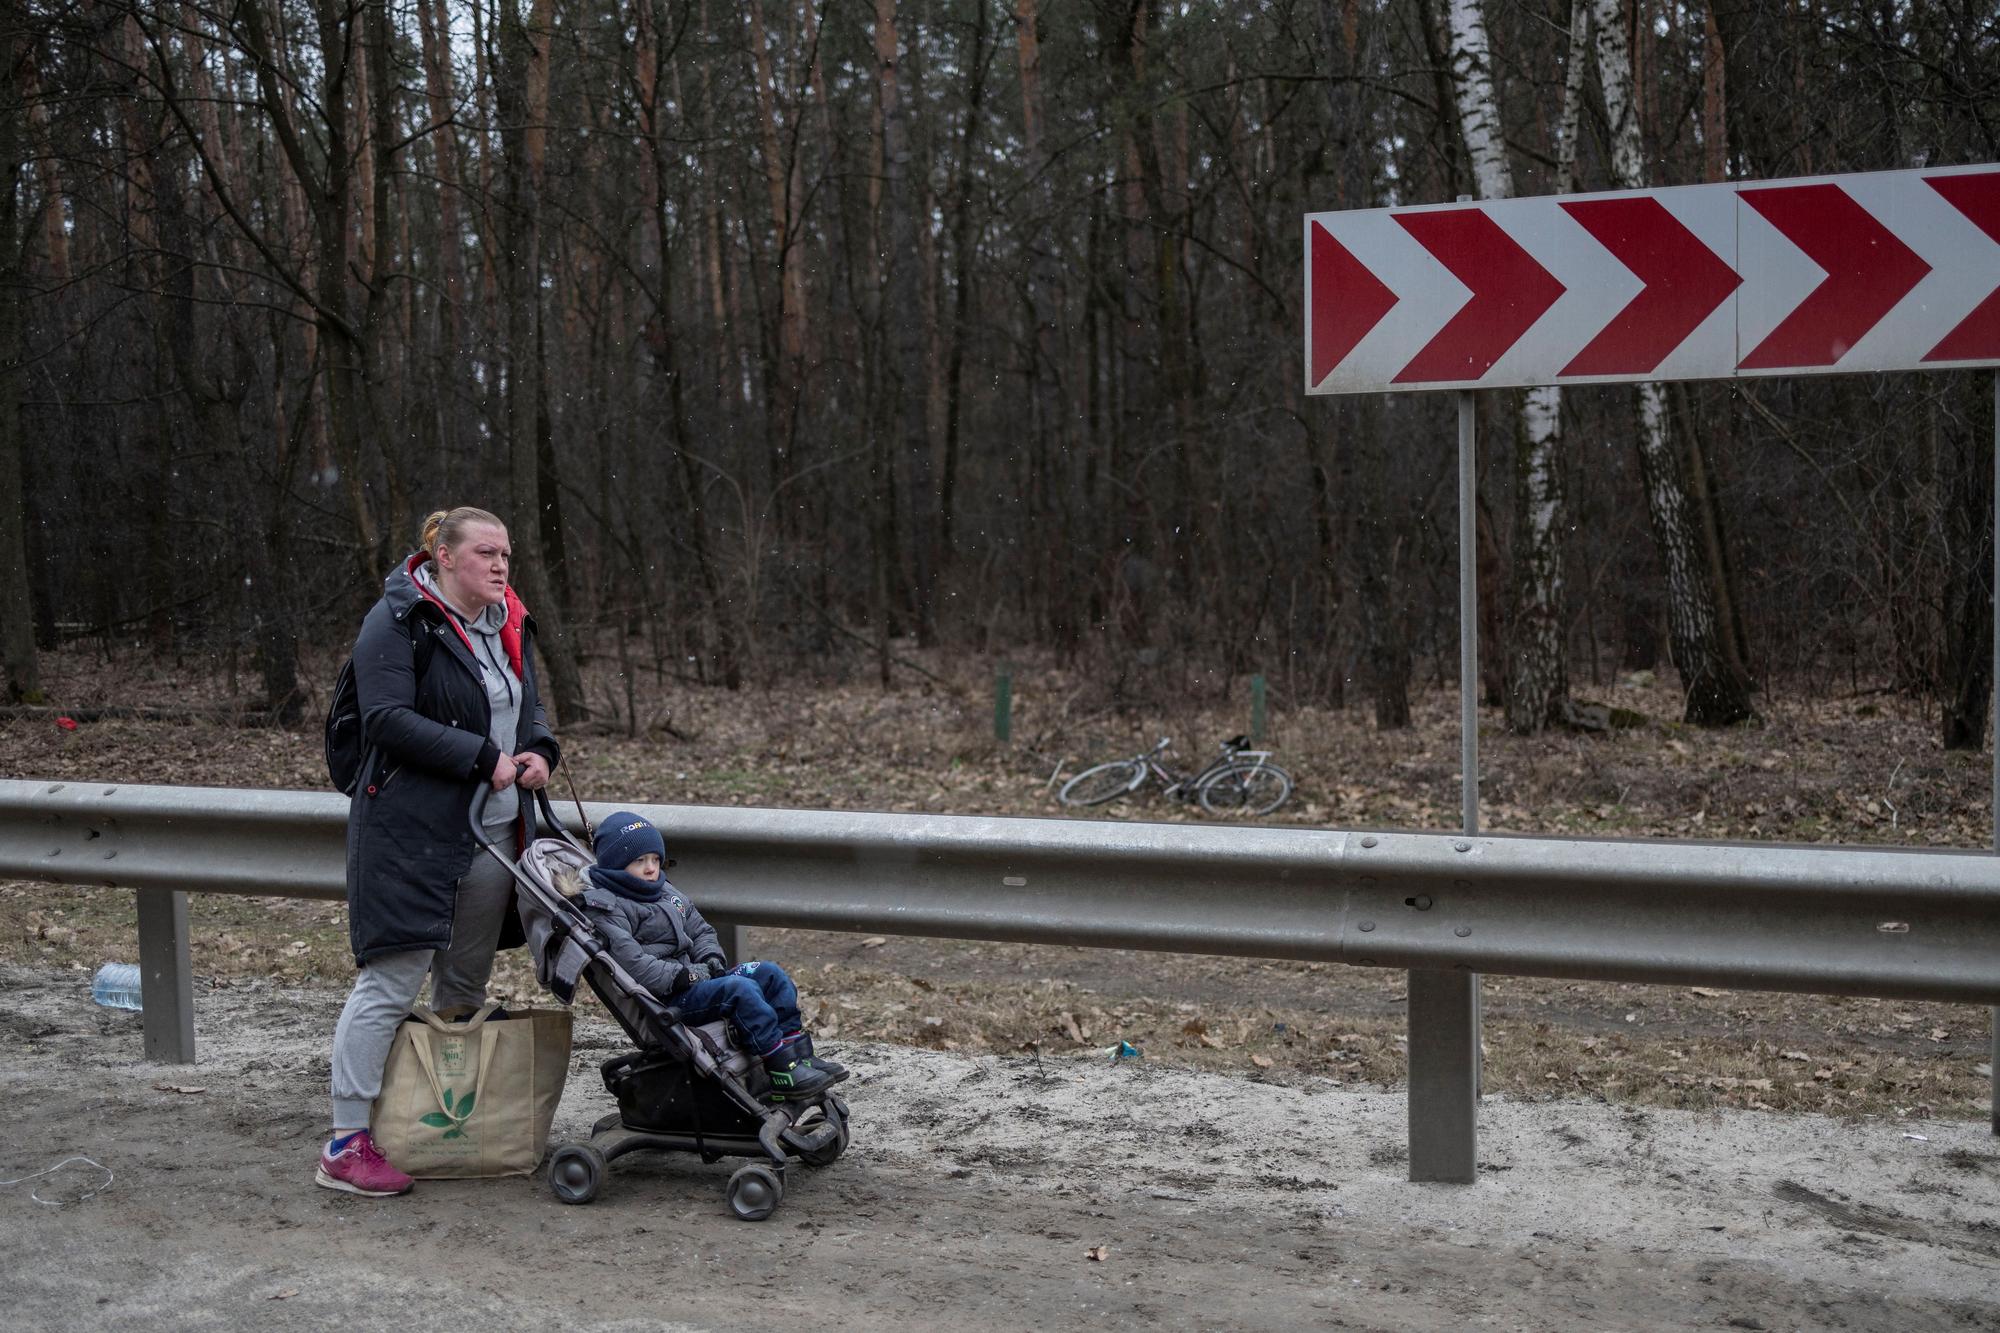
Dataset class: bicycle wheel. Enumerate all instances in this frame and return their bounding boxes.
[1059,759,1147,807]
[1197,762,1293,816]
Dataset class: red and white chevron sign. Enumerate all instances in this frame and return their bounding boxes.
[1304,164,2000,395]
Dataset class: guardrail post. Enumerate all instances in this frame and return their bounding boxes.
[712,919,745,969]
[1408,968,1478,1181]
[136,887,196,1063]
[1250,674,1267,744]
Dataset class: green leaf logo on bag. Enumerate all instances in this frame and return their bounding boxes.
[419,1086,477,1140]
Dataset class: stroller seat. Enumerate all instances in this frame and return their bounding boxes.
[481,793,850,1221]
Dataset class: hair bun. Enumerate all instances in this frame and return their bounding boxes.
[419,506,503,556]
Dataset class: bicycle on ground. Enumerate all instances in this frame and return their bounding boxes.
[1057,735,1294,817]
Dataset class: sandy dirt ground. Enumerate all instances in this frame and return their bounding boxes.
[3,964,1998,1332]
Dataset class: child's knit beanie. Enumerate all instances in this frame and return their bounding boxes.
[594,811,665,871]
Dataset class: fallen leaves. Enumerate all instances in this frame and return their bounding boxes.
[1181,1018,1223,1050]
[4,663,1994,1128]
[1661,1075,1772,1092]
[153,1083,206,1095]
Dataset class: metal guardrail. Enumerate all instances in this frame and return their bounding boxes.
[5,778,1999,1178]
[7,778,2000,1000]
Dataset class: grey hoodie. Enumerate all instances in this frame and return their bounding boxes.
[415,562,523,827]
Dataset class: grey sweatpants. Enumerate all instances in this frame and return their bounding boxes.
[329,831,518,1130]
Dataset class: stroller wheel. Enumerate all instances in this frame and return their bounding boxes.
[726,1163,784,1221]
[548,1143,606,1205]
[794,1109,850,1167]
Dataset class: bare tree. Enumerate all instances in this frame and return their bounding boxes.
[1445,0,1570,734]
[0,10,41,702]
[491,0,585,722]
[2,0,1992,723]
[1591,0,1752,725]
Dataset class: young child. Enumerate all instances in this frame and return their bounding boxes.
[579,811,845,1100]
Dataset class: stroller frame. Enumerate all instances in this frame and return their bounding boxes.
[472,789,850,1220]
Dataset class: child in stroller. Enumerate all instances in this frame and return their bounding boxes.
[576,811,847,1099]
[490,792,851,1219]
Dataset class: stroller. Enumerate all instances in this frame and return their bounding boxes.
[472,789,851,1221]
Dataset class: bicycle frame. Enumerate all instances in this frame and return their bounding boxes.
[1058,734,1290,814]
[1151,737,1273,801]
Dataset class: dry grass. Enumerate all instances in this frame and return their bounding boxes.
[3,643,1994,1125]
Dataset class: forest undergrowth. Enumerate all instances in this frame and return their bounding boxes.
[2,643,1994,1127]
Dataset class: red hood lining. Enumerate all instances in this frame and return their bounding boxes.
[405,551,528,678]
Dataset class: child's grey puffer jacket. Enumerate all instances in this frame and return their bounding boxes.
[580,881,727,1000]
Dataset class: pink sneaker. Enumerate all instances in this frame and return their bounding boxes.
[315,1131,414,1197]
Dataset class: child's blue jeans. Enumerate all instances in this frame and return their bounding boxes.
[675,960,802,1057]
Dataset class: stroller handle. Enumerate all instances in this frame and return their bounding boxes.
[469,782,586,855]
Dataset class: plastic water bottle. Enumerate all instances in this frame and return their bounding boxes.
[91,963,143,1012]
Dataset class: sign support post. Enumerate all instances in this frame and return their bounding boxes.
[1309,161,2000,1166]
[1407,390,1483,1184]
[1458,390,1480,840]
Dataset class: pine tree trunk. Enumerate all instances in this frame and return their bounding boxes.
[0,21,40,702]
[745,0,807,493]
[937,0,990,574]
[876,0,937,646]
[236,0,380,562]
[1940,401,1993,752]
[636,0,742,690]
[1349,403,1411,730]
[495,0,586,724]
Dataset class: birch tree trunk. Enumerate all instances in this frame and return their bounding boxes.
[1592,0,1752,725]
[1446,0,1569,734]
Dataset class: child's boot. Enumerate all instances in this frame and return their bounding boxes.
[789,1033,846,1079]
[763,1038,837,1099]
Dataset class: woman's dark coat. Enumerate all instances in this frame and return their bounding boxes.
[344,554,560,965]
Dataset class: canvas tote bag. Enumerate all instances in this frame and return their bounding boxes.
[372,1002,573,1178]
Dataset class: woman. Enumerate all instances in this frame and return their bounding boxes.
[317,507,561,1197]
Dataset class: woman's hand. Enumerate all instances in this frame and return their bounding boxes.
[490,750,519,792]
[513,751,551,790]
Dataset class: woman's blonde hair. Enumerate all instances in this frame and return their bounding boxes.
[419,507,506,557]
